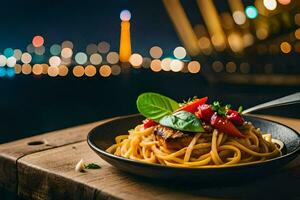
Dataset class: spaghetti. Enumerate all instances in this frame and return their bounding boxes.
[106,122,282,168]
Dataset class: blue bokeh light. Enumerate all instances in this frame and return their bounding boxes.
[0,68,6,77]
[245,6,258,19]
[6,68,15,78]
[3,48,14,58]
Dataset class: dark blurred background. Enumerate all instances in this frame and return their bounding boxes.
[0,0,299,144]
[1,0,300,198]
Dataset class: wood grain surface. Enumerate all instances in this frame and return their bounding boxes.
[0,115,299,200]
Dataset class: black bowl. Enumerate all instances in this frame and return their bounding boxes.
[87,114,300,182]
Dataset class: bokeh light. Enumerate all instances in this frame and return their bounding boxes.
[106,52,119,64]
[150,59,162,72]
[295,28,300,40]
[90,53,102,65]
[111,65,121,75]
[226,62,237,73]
[99,65,112,77]
[14,64,22,74]
[120,10,131,21]
[13,49,22,60]
[26,44,34,53]
[61,41,74,49]
[161,58,172,71]
[21,53,32,64]
[6,68,15,78]
[263,0,277,11]
[256,28,268,40]
[245,6,258,19]
[34,46,45,55]
[32,64,43,75]
[58,65,68,76]
[49,56,61,67]
[85,65,97,77]
[75,52,88,65]
[129,53,143,68]
[32,35,44,47]
[280,42,292,53]
[86,43,98,55]
[98,41,110,54]
[240,62,250,73]
[47,66,59,77]
[4,48,14,57]
[173,47,187,59]
[22,64,32,75]
[187,61,201,73]
[6,57,16,67]
[73,65,84,77]
[149,46,163,59]
[170,60,184,72]
[295,14,300,26]
[232,11,246,25]
[0,55,7,66]
[277,0,291,5]
[42,64,49,74]
[61,48,73,58]
[228,33,244,53]
[212,61,223,72]
[0,68,6,77]
[50,44,61,55]
[142,57,151,68]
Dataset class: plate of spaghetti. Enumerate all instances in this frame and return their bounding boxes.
[87,93,300,181]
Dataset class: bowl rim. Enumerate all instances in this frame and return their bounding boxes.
[87,114,300,170]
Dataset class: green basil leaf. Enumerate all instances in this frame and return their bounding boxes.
[137,92,179,121]
[159,111,204,132]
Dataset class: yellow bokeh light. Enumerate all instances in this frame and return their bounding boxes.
[22,64,32,75]
[15,64,22,74]
[32,64,43,75]
[295,28,300,40]
[256,28,268,40]
[280,42,292,54]
[212,61,223,72]
[161,58,172,71]
[73,65,85,77]
[150,59,162,72]
[232,11,246,25]
[99,65,112,77]
[58,65,68,76]
[211,35,226,51]
[149,46,163,59]
[48,66,59,77]
[42,64,49,74]
[228,33,244,53]
[129,53,143,68]
[226,62,237,73]
[85,65,97,77]
[187,61,201,73]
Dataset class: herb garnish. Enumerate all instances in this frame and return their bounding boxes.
[211,101,231,116]
[84,163,101,169]
[238,106,243,113]
[159,111,204,132]
[178,96,198,107]
[137,92,179,122]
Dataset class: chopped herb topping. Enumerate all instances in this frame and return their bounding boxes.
[84,163,101,169]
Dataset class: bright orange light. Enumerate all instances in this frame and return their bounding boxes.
[58,65,68,76]
[22,64,32,75]
[85,65,97,77]
[277,0,291,5]
[119,21,131,62]
[280,42,292,54]
[73,65,85,77]
[99,65,112,77]
[187,61,201,73]
[295,28,300,40]
[150,59,162,72]
[32,64,43,75]
[42,64,49,74]
[32,35,44,47]
[48,66,59,77]
[15,64,22,74]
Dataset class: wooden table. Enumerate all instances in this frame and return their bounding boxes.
[0,115,299,200]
